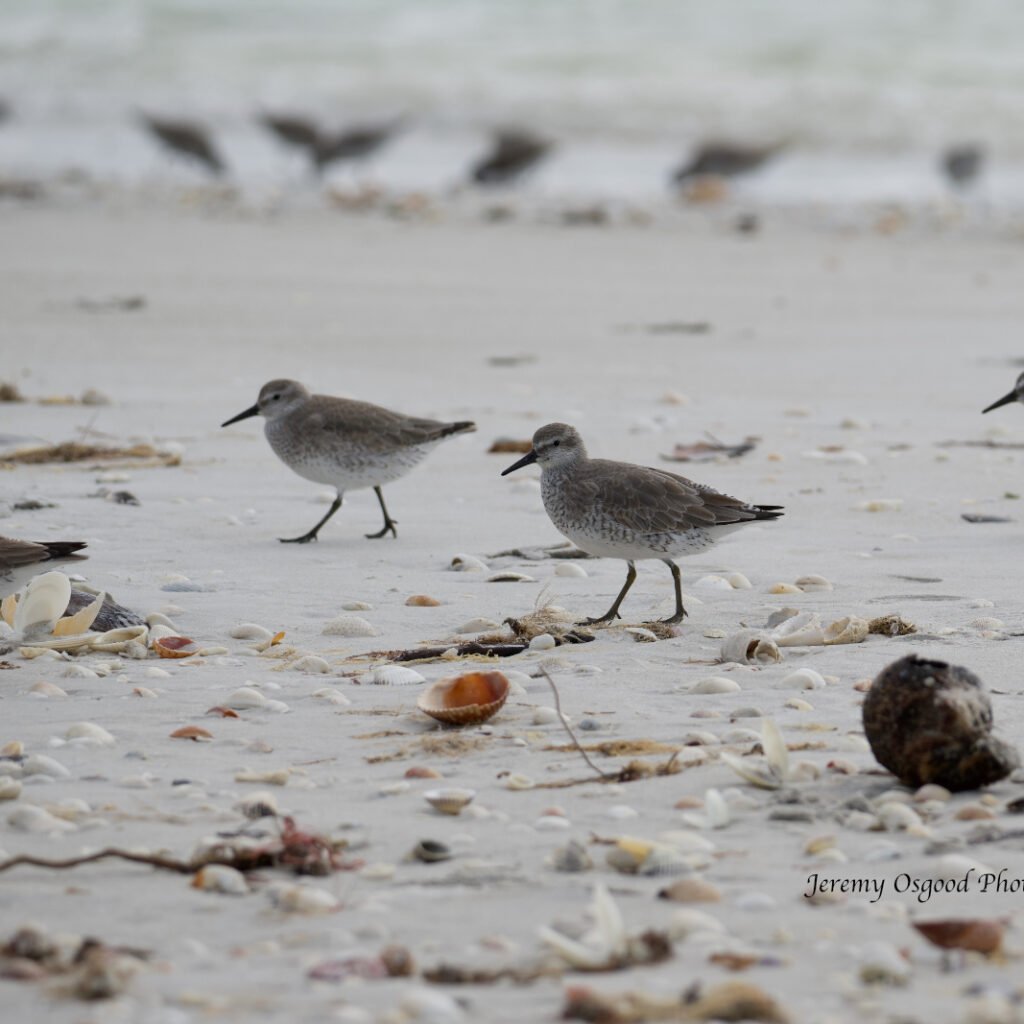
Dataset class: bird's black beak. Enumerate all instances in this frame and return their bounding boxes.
[501,449,538,476]
[982,391,1017,414]
[221,404,259,427]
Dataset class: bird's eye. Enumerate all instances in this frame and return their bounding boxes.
[272,394,280,401]
[552,440,560,447]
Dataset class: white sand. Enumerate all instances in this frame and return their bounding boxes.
[2,203,1024,1022]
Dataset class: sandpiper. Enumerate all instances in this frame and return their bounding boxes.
[0,536,87,596]
[982,372,1024,414]
[501,423,783,625]
[471,129,552,186]
[140,114,226,176]
[222,379,476,543]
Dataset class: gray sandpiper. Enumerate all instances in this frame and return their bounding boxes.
[982,371,1024,414]
[0,536,87,596]
[222,379,476,543]
[501,423,783,625]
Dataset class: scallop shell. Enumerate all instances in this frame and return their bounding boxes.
[719,630,781,665]
[322,615,378,638]
[417,671,510,726]
[423,788,475,815]
[153,635,201,659]
[368,665,426,687]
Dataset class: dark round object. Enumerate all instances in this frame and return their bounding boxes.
[862,655,1019,791]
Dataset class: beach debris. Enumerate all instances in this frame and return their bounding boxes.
[417,671,510,726]
[962,513,1014,524]
[661,434,757,462]
[308,945,415,982]
[763,610,870,648]
[0,442,179,468]
[488,542,594,560]
[862,655,1019,790]
[539,884,672,972]
[719,719,791,790]
[411,839,453,863]
[549,839,594,873]
[868,614,917,636]
[0,816,356,877]
[562,979,789,1023]
[488,438,533,454]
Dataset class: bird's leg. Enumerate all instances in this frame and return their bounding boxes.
[660,559,688,625]
[365,486,398,540]
[279,495,342,544]
[581,561,637,625]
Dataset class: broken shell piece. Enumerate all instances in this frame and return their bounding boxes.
[417,671,510,726]
[720,630,781,665]
[823,616,869,645]
[487,572,535,583]
[720,719,790,790]
[153,635,201,659]
[795,574,833,592]
[423,788,475,815]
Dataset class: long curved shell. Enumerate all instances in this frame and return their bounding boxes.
[770,611,826,647]
[52,590,105,636]
[13,572,71,634]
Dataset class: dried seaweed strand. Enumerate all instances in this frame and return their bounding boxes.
[539,667,616,782]
[0,848,193,875]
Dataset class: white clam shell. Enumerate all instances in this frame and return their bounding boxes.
[0,778,22,801]
[225,686,267,709]
[322,615,378,638]
[291,655,330,674]
[311,687,351,705]
[367,665,426,687]
[29,681,68,698]
[454,617,501,634]
[22,754,71,778]
[193,864,250,895]
[795,574,833,592]
[695,575,732,591]
[424,787,475,815]
[65,722,115,746]
[8,805,76,833]
[450,553,488,572]
[12,571,71,634]
[719,630,780,665]
[229,623,273,640]
[668,908,726,940]
[554,563,588,578]
[691,676,741,695]
[723,572,752,590]
[779,669,827,690]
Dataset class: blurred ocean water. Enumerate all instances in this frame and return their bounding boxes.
[2,0,1023,205]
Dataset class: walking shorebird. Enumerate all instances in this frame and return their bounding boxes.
[983,372,1024,414]
[222,380,476,543]
[0,536,87,596]
[471,129,552,186]
[140,114,226,176]
[672,141,784,185]
[501,423,783,625]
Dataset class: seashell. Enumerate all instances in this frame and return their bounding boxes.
[638,845,692,877]
[30,681,68,698]
[454,617,501,634]
[225,686,267,709]
[238,791,278,818]
[147,622,177,643]
[668,908,726,940]
[170,725,213,742]
[533,706,566,726]
[720,630,781,665]
[450,553,488,572]
[658,878,721,903]
[291,655,330,674]
[89,625,149,652]
[405,766,442,779]
[229,623,273,640]
[423,787,475,815]
[206,705,239,718]
[417,671,510,726]
[192,864,249,895]
[858,941,911,985]
[234,768,290,786]
[724,572,752,590]
[369,665,426,687]
[11,571,72,634]
[412,839,452,863]
[406,594,442,607]
[311,687,351,705]
[779,668,827,691]
[360,862,395,881]
[823,616,869,645]
[487,572,535,583]
[691,676,741,694]
[879,802,922,831]
[768,582,802,594]
[153,635,201,659]
[263,699,290,714]
[549,839,593,872]
[955,803,995,821]
[695,575,732,590]
[554,563,588,578]
[22,754,70,778]
[505,773,535,790]
[0,777,22,801]
[8,805,76,833]
[66,721,115,746]
[534,815,570,832]
[913,784,951,803]
[912,918,1005,956]
[379,781,412,797]
[795,574,833,592]
[1,740,22,757]
[529,633,556,651]
[322,615,378,638]
[266,883,339,914]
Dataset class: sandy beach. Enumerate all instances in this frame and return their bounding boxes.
[2,199,1024,1023]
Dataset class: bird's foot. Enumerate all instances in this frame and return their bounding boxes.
[659,611,687,625]
[578,612,619,627]
[279,532,319,544]
[365,519,398,540]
